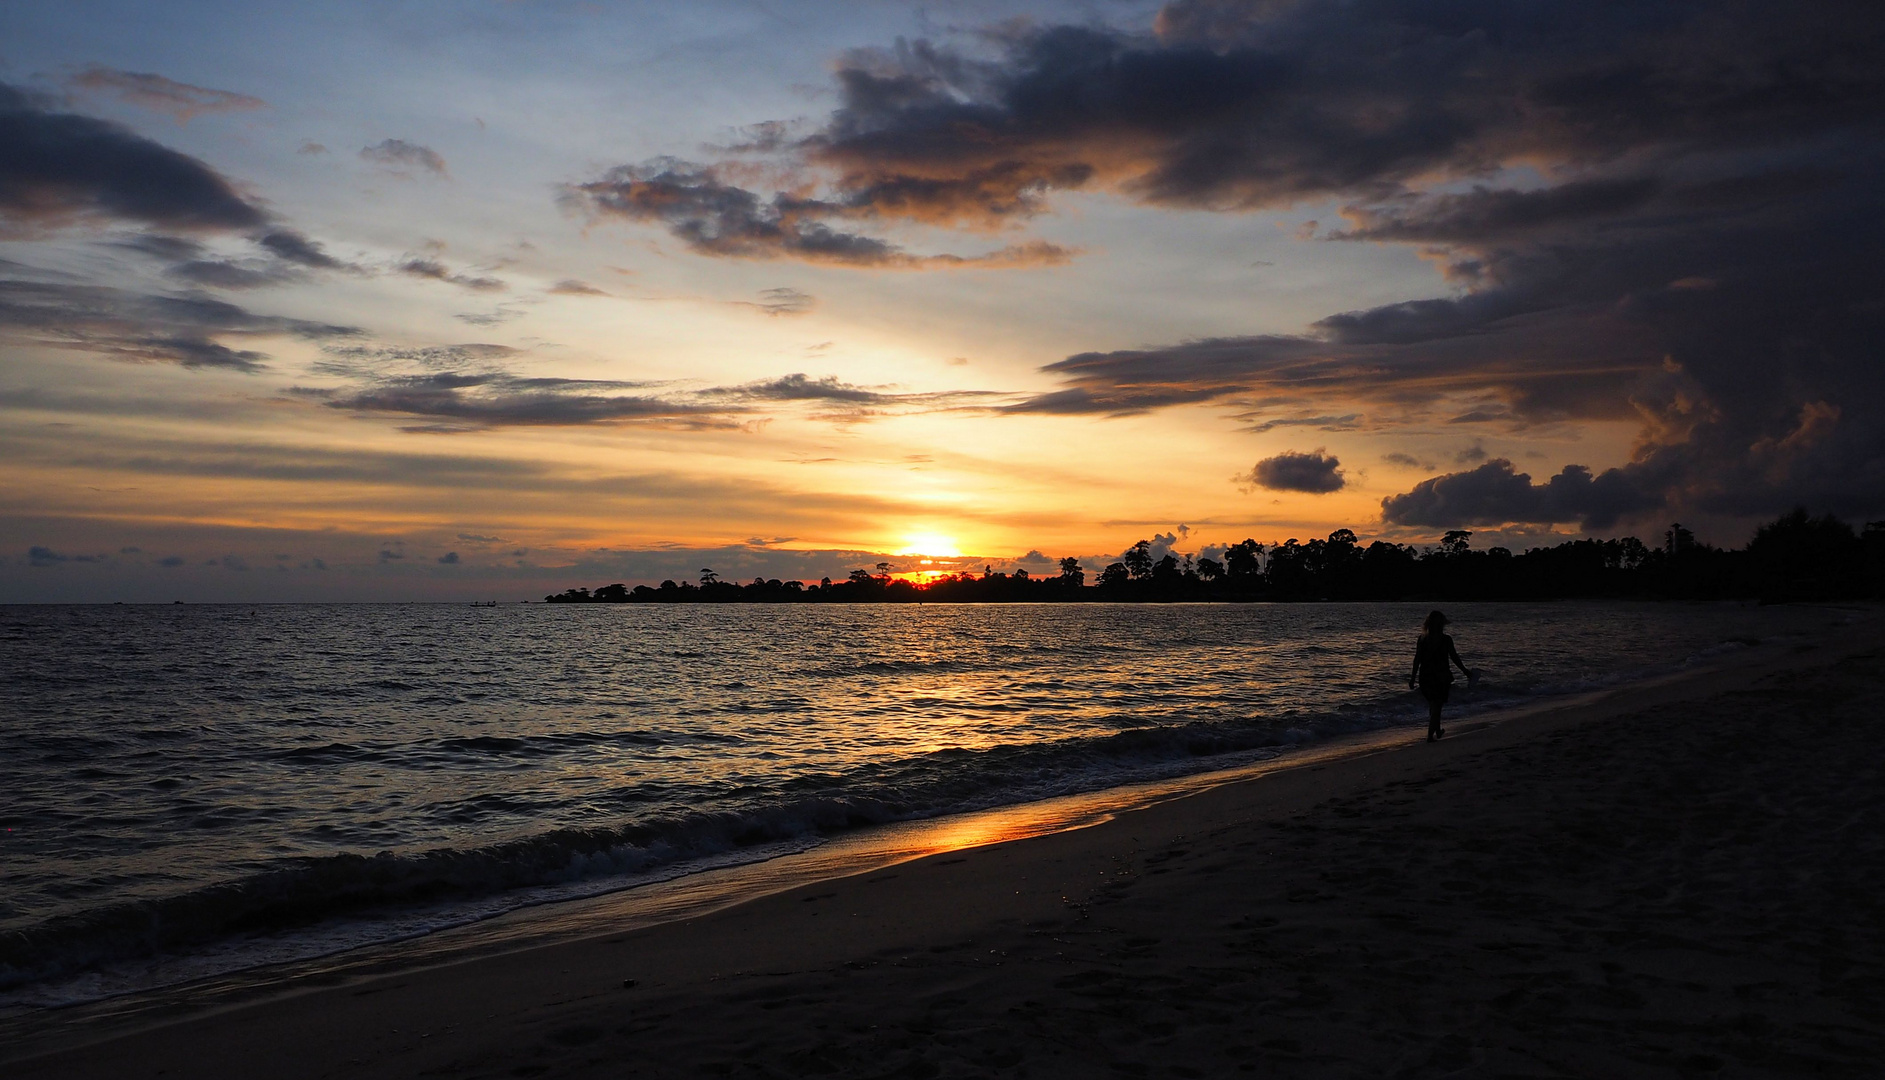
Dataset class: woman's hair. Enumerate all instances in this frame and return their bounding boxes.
[1422,610,1448,634]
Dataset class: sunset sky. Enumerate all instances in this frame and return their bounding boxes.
[5,0,1882,601]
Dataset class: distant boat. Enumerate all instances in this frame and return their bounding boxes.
[470,601,499,607]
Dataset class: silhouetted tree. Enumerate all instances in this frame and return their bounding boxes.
[1122,540,1154,579]
[545,508,1870,605]
[1748,507,1863,601]
[1224,539,1263,578]
[1152,553,1181,584]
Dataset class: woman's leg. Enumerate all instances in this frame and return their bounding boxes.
[1426,695,1444,739]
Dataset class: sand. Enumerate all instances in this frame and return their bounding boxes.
[10,619,1885,1078]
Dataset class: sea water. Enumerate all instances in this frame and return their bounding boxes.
[0,600,1851,1007]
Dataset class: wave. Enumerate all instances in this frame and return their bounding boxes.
[0,623,1780,1003]
[0,691,1411,996]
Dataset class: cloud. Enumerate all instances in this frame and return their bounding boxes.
[28,545,107,565]
[164,257,303,290]
[256,229,350,271]
[360,139,448,177]
[0,276,358,372]
[297,142,327,156]
[1244,449,1344,494]
[548,278,608,297]
[71,66,265,122]
[564,158,1075,268]
[1327,179,1666,245]
[112,228,356,291]
[317,369,740,431]
[717,373,894,404]
[902,1,1885,526]
[1242,412,1359,434]
[398,258,505,291]
[748,287,814,316]
[0,81,266,232]
[437,551,459,564]
[304,346,997,431]
[777,9,1885,224]
[701,372,999,422]
[1380,459,1658,532]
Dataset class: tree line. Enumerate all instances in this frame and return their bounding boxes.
[545,508,1885,605]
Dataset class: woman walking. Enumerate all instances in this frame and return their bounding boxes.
[1410,610,1471,741]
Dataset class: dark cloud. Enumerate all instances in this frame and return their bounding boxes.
[115,233,205,261]
[1242,411,1358,434]
[1381,459,1658,533]
[749,287,814,316]
[398,258,505,292]
[1328,178,1664,244]
[547,278,608,297]
[115,228,355,291]
[437,551,460,564]
[71,66,265,122]
[360,139,448,177]
[722,373,886,404]
[1244,449,1344,494]
[311,342,519,377]
[565,157,1074,268]
[257,229,349,270]
[914,1,1885,527]
[28,545,101,566]
[0,81,266,232]
[319,370,740,431]
[704,372,999,424]
[165,257,302,290]
[0,276,358,372]
[307,347,994,431]
[784,5,1885,221]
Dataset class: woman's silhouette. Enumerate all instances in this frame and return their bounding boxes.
[1410,610,1471,741]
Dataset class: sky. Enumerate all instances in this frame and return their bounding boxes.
[3,0,1883,601]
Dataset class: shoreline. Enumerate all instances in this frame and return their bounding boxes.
[8,608,1880,1074]
[2,600,1753,1020]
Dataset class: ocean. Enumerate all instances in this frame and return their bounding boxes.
[0,600,1852,1010]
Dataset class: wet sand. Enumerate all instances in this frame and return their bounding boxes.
[11,620,1885,1078]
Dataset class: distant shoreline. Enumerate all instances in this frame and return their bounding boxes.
[548,511,1885,606]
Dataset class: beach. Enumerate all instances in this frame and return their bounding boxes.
[10,620,1885,1078]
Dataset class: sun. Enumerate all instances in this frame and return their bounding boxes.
[894,532,962,558]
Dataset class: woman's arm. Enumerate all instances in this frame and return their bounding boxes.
[1448,637,1469,676]
[1410,641,1423,688]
